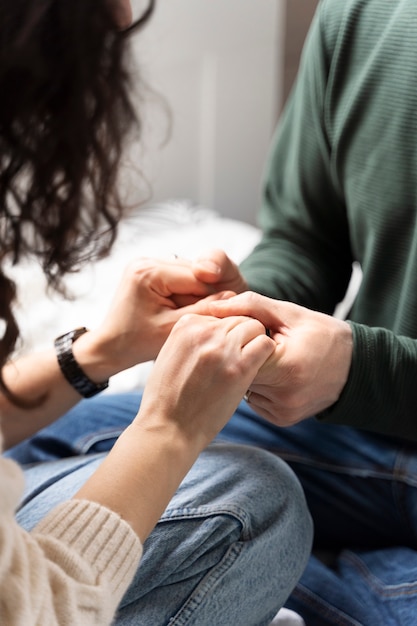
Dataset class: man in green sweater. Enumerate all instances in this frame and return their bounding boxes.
[192,0,417,623]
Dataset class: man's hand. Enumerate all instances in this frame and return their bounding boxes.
[137,312,275,448]
[206,292,353,427]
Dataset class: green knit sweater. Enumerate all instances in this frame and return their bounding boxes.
[241,0,417,440]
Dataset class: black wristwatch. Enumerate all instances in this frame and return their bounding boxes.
[54,327,109,398]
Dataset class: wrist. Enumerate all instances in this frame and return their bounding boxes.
[330,318,354,398]
[69,328,118,384]
[55,328,110,397]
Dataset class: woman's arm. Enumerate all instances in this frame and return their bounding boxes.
[1,313,274,624]
[0,454,142,626]
[74,312,275,541]
[1,258,221,448]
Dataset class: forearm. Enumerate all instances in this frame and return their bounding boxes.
[0,256,232,449]
[1,329,121,449]
[75,312,275,543]
[74,419,200,543]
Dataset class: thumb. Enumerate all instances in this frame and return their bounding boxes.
[192,249,238,284]
[208,292,283,330]
[186,291,237,315]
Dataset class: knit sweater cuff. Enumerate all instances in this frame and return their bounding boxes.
[33,499,143,602]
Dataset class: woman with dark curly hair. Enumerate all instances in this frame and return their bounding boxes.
[0,1,313,624]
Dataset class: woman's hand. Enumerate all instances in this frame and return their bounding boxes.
[150,248,248,308]
[134,312,275,450]
[0,254,246,447]
[74,312,274,541]
[187,249,248,303]
[77,257,231,380]
[205,292,353,427]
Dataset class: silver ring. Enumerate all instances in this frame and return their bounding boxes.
[243,389,252,403]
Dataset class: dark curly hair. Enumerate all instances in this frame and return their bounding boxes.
[0,0,155,404]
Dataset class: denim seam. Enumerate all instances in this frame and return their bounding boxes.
[268,448,417,487]
[392,448,417,487]
[76,428,125,453]
[268,448,398,485]
[292,582,365,626]
[392,449,417,543]
[16,455,104,511]
[342,551,417,597]
[159,506,252,542]
[167,542,244,625]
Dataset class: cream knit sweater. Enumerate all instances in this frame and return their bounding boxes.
[0,432,143,625]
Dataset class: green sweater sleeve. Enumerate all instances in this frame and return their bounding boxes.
[320,323,417,440]
[241,0,417,440]
[241,0,353,314]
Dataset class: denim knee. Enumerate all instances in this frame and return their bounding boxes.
[118,443,313,626]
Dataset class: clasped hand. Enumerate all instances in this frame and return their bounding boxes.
[91,255,235,377]
[206,292,353,426]
[136,312,275,450]
[182,249,354,427]
[96,250,353,430]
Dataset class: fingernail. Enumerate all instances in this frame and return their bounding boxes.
[196,260,221,274]
[219,290,235,300]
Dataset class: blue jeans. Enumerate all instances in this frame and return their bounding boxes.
[5,394,312,626]
[219,407,417,626]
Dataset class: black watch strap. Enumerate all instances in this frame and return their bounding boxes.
[54,327,109,398]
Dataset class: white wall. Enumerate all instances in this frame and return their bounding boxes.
[128,0,286,224]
